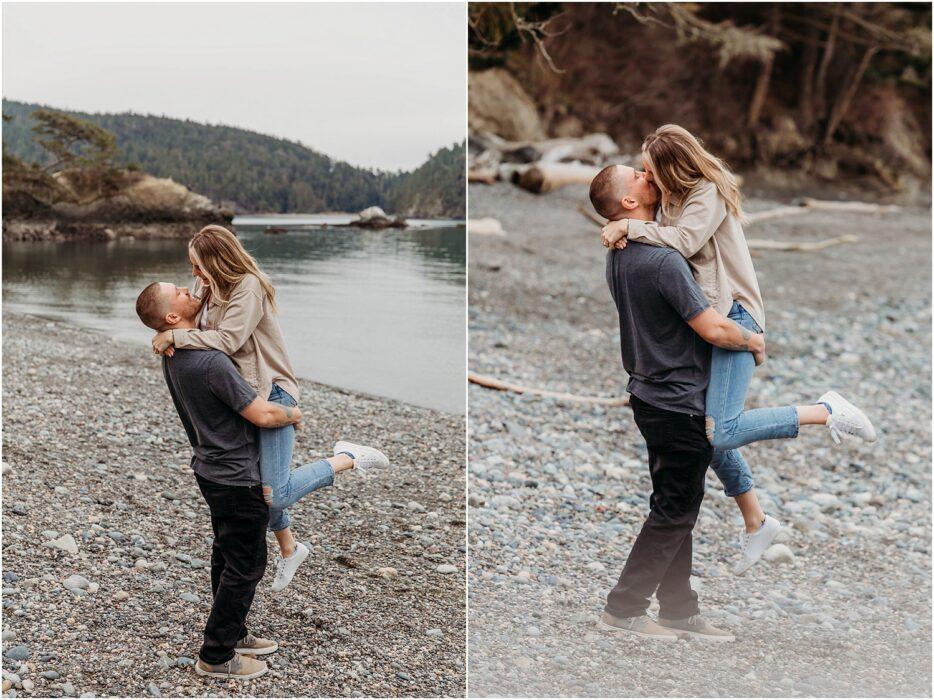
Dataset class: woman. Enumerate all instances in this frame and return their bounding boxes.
[152,225,389,592]
[601,125,877,575]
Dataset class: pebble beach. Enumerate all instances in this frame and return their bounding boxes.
[467,181,931,697]
[1,313,466,698]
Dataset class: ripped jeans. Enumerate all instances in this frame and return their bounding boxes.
[260,384,334,532]
[708,302,799,497]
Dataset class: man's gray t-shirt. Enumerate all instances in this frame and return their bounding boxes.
[606,242,712,414]
[162,349,260,486]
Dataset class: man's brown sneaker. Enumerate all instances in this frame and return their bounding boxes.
[235,633,278,656]
[657,614,735,642]
[598,612,681,640]
[195,652,268,680]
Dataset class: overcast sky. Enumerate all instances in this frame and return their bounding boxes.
[2,2,465,171]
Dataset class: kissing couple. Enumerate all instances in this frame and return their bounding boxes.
[135,225,390,679]
[595,125,877,640]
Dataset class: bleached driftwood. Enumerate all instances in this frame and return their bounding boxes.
[474,131,619,166]
[745,206,811,224]
[468,169,498,185]
[579,199,871,252]
[519,162,602,194]
[799,198,902,214]
[745,234,859,251]
[468,371,629,406]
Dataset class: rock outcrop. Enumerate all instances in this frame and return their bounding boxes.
[351,206,408,229]
[3,168,232,241]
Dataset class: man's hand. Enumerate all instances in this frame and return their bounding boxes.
[601,219,629,248]
[291,406,303,432]
[750,333,767,366]
[152,330,175,356]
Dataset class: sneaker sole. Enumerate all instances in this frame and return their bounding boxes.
[597,618,681,641]
[195,664,268,680]
[233,641,278,656]
[270,545,310,593]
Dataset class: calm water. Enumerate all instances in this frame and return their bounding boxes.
[2,217,466,413]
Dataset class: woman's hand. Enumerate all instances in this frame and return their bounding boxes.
[601,220,629,249]
[152,330,175,356]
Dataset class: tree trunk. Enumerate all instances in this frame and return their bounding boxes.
[799,24,820,134]
[747,5,782,131]
[747,55,774,129]
[823,45,878,146]
[814,3,841,118]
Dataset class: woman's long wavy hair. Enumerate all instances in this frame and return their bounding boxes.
[189,225,277,312]
[642,124,745,222]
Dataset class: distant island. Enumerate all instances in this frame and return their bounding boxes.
[3,99,465,219]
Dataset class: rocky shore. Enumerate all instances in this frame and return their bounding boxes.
[1,314,465,697]
[2,171,233,242]
[467,182,931,697]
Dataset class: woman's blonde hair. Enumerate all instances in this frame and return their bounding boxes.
[642,124,745,221]
[189,224,277,312]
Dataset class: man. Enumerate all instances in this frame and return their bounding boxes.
[591,165,765,641]
[135,281,298,679]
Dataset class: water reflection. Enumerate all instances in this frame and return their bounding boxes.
[3,220,466,413]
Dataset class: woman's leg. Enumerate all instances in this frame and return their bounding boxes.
[706,336,800,452]
[710,448,764,532]
[260,388,355,531]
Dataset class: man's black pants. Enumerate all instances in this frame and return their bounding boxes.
[195,475,269,665]
[605,394,713,620]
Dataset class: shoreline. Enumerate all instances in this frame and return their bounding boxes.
[4,309,465,417]
[1,312,466,697]
[2,215,466,242]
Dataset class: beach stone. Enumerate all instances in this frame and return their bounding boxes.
[44,535,79,556]
[63,575,90,593]
[179,593,199,604]
[4,645,29,661]
[436,564,457,574]
[763,544,795,564]
[377,567,398,578]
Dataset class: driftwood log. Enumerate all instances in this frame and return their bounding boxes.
[745,234,859,251]
[577,197,901,251]
[468,371,629,406]
[518,163,602,194]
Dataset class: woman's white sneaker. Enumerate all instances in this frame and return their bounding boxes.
[333,441,390,477]
[270,541,309,592]
[819,391,877,444]
[734,514,782,576]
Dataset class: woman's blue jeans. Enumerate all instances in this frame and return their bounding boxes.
[708,302,799,497]
[260,384,334,532]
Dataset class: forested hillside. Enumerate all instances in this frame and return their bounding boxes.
[2,100,464,216]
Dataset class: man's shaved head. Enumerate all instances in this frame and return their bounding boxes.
[589,164,658,220]
[135,282,201,332]
[136,282,171,331]
[590,165,630,219]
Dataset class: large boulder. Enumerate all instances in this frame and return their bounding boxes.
[352,206,407,230]
[469,68,547,141]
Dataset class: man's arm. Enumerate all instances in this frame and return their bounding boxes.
[239,397,302,429]
[688,308,766,365]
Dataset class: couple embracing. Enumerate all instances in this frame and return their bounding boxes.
[593,125,877,641]
[135,225,389,679]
